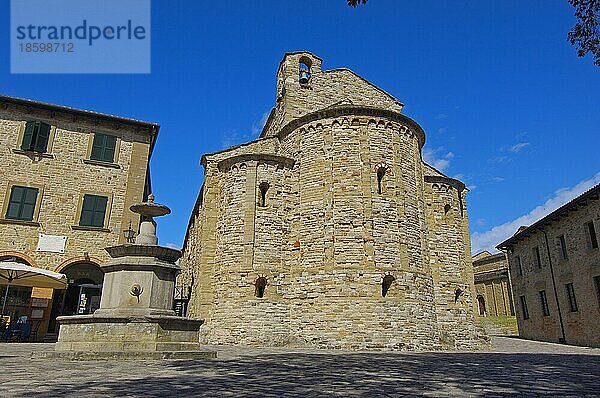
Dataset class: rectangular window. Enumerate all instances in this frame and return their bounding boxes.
[594,275,600,309]
[90,133,117,163]
[565,283,578,312]
[540,290,550,316]
[558,235,568,260]
[588,221,598,249]
[516,255,523,276]
[5,186,38,221]
[79,194,108,228]
[520,295,529,320]
[21,121,51,153]
[534,246,542,268]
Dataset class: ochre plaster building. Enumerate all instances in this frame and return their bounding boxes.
[472,251,515,317]
[498,182,600,348]
[0,95,158,340]
[180,52,485,350]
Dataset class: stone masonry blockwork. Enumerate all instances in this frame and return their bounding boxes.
[180,52,487,350]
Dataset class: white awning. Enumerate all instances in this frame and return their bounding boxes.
[0,261,68,289]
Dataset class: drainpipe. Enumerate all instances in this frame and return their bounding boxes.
[541,229,566,344]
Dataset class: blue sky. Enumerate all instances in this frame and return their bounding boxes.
[2,1,599,253]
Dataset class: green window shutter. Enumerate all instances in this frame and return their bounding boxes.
[80,195,96,226]
[90,134,105,161]
[90,133,117,162]
[91,196,108,227]
[6,186,38,221]
[34,122,51,153]
[80,194,108,227]
[21,122,36,151]
[6,186,25,219]
[21,187,39,221]
[103,135,117,162]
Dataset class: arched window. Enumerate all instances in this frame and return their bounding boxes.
[377,167,387,194]
[258,182,269,207]
[299,57,312,85]
[255,277,267,298]
[382,275,395,297]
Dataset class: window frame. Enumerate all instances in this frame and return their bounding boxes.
[565,283,578,312]
[594,275,600,310]
[1,182,44,224]
[534,246,542,268]
[539,290,550,316]
[88,132,119,164]
[587,221,598,249]
[558,235,568,260]
[74,192,112,230]
[515,255,523,276]
[520,295,529,320]
[16,120,56,155]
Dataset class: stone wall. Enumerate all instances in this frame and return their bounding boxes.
[0,98,155,337]
[503,193,600,347]
[472,252,515,317]
[180,52,486,350]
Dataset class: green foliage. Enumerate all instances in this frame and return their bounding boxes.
[347,0,367,7]
[568,0,600,66]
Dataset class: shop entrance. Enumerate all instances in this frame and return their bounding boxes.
[48,262,103,333]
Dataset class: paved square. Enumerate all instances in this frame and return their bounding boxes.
[1,337,599,397]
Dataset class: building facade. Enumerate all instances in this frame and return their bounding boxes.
[472,251,514,317]
[0,95,158,340]
[497,183,600,347]
[180,52,486,350]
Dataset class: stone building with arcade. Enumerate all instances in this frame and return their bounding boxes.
[180,52,485,350]
[0,95,158,340]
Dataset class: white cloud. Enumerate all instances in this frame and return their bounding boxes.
[434,113,447,120]
[509,142,530,153]
[423,147,453,172]
[251,111,270,136]
[164,242,181,250]
[221,111,270,149]
[470,172,600,254]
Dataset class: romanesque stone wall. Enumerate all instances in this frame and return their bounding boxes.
[181,52,486,350]
[262,52,403,138]
[423,181,482,348]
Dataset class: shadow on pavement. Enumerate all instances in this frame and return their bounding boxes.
[10,352,600,397]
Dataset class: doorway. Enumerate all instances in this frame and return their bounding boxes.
[48,262,103,333]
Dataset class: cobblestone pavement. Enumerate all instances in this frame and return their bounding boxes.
[1,337,599,397]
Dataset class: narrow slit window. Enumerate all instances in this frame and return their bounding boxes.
[258,182,269,207]
[444,204,451,214]
[565,283,578,312]
[255,277,267,298]
[539,290,550,316]
[377,167,387,194]
[516,255,523,276]
[381,275,395,297]
[587,221,598,249]
[534,247,542,268]
[520,295,529,320]
[558,235,568,260]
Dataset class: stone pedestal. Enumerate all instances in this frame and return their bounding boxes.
[51,196,214,360]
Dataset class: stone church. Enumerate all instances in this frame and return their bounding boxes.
[180,52,485,350]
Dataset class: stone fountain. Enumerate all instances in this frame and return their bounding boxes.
[52,195,214,360]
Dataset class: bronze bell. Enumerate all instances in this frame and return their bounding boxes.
[299,69,310,84]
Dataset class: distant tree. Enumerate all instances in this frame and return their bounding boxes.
[567,0,599,66]
[347,0,367,7]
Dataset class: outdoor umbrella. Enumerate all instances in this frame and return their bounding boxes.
[0,261,68,315]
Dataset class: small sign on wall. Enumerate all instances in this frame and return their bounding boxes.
[31,298,49,308]
[36,234,67,254]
